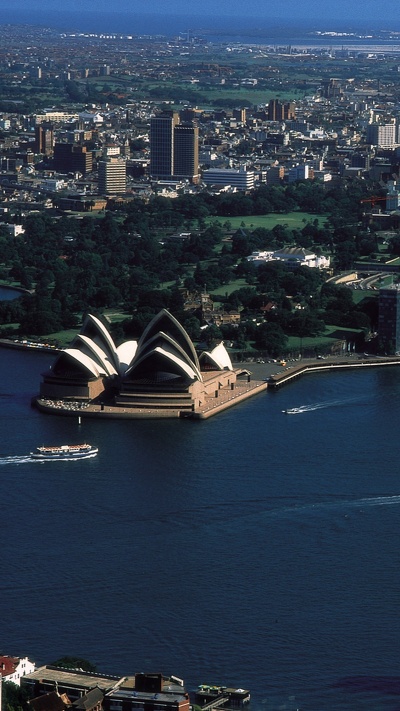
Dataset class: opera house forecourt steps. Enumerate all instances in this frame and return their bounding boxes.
[34,310,268,419]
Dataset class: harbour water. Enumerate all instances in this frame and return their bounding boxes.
[1,348,400,710]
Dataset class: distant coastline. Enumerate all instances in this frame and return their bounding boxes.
[1,10,400,43]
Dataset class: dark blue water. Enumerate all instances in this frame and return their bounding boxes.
[1,348,400,710]
[0,285,24,300]
[1,10,400,41]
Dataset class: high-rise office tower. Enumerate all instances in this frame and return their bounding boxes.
[150,112,179,179]
[98,157,126,194]
[150,112,199,182]
[233,107,247,123]
[321,78,342,99]
[35,122,54,155]
[53,143,93,175]
[267,99,295,122]
[378,284,400,354]
[173,123,199,182]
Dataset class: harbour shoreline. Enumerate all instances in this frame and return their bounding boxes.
[33,355,400,419]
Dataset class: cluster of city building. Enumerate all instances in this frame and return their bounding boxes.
[0,25,399,216]
[0,656,250,711]
[1,91,400,217]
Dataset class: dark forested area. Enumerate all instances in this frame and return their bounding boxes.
[0,179,384,352]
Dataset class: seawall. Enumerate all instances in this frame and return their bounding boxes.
[265,356,400,388]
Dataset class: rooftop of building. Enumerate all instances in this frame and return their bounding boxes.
[23,666,120,691]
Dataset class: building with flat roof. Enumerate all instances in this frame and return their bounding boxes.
[173,123,199,183]
[53,143,93,175]
[267,99,295,122]
[35,122,54,155]
[98,157,126,195]
[202,166,255,190]
[150,112,199,182]
[21,666,120,700]
[22,669,190,711]
[378,284,400,353]
[366,122,396,148]
[150,112,178,179]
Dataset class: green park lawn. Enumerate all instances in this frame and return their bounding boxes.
[207,212,327,231]
[210,279,252,298]
[286,325,364,353]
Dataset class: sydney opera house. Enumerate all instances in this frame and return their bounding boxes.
[36,310,267,419]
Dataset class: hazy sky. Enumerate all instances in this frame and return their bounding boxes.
[2,0,400,24]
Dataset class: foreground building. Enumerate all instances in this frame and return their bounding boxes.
[0,655,35,685]
[36,310,267,419]
[22,667,249,711]
[22,669,190,711]
[378,284,400,354]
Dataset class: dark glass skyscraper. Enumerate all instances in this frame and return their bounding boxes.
[150,112,178,179]
[150,112,199,182]
[378,284,400,354]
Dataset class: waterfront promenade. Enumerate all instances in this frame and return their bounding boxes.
[34,354,400,420]
[260,354,400,387]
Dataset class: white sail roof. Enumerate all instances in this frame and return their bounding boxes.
[74,334,118,377]
[116,341,138,374]
[209,342,233,370]
[53,348,108,378]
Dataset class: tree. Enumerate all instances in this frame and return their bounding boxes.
[255,322,288,355]
[183,316,202,340]
[50,656,97,672]
[3,681,31,711]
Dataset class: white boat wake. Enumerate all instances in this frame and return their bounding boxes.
[283,397,361,415]
[0,453,98,465]
[0,455,36,465]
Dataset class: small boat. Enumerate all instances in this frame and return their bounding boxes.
[31,443,98,460]
[282,408,302,415]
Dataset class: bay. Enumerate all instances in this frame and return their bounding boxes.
[1,348,400,710]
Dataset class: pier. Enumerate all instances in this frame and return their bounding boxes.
[265,355,400,388]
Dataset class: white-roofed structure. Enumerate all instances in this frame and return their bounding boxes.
[116,341,138,374]
[74,334,119,377]
[38,309,255,417]
[199,342,233,371]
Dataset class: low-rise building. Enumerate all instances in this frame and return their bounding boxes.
[247,248,330,269]
[202,166,255,190]
[22,669,190,711]
[0,655,35,685]
[272,247,330,269]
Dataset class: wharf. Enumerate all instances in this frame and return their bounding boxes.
[0,337,60,353]
[265,355,400,387]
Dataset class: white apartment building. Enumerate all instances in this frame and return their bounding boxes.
[202,166,255,190]
[0,656,35,686]
[366,122,396,148]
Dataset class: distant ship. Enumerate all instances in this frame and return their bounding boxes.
[31,444,98,460]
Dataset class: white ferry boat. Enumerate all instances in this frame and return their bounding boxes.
[31,443,98,460]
